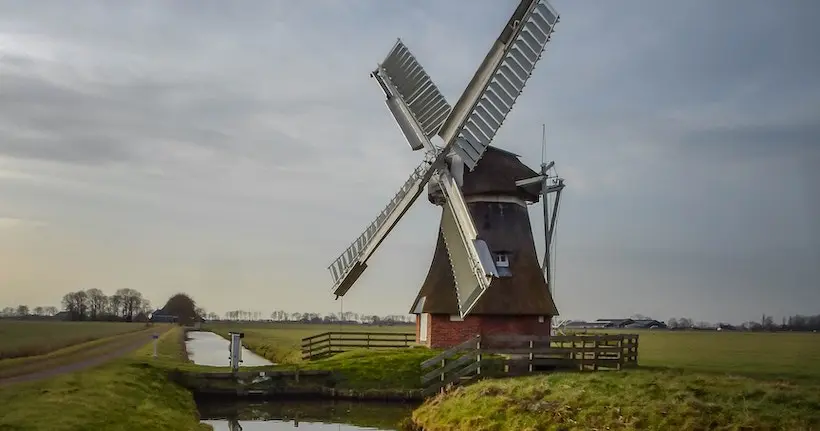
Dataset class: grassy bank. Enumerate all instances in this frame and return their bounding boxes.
[0,327,211,431]
[0,320,147,360]
[412,369,820,430]
[412,330,820,431]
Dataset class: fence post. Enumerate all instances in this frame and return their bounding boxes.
[476,336,482,376]
[366,333,370,348]
[593,335,600,371]
[528,339,534,373]
[308,338,313,360]
[439,358,446,394]
[617,336,623,370]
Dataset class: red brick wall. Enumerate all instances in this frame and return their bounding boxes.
[419,314,552,348]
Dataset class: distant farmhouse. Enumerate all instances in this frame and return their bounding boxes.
[149,309,178,323]
[565,318,667,330]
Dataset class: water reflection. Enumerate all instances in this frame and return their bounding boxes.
[186,331,273,367]
[198,399,416,431]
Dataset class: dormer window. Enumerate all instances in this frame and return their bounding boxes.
[495,253,510,268]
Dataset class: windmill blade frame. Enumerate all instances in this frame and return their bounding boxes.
[438,0,560,171]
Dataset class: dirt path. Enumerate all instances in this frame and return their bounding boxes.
[0,328,169,388]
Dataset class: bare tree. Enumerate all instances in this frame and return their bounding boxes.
[62,291,88,320]
[86,288,108,320]
[16,305,29,316]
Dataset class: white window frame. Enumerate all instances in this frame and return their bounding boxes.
[419,313,429,342]
[495,253,510,268]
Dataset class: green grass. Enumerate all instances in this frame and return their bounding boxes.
[0,324,169,379]
[205,322,414,364]
[0,320,147,359]
[412,369,820,431]
[198,324,820,430]
[0,326,211,431]
[296,348,438,390]
[604,329,820,380]
[412,329,820,431]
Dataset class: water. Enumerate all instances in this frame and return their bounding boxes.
[198,399,415,431]
[185,331,274,367]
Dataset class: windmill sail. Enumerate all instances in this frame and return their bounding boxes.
[377,40,452,145]
[436,170,498,317]
[439,0,559,170]
[328,160,436,297]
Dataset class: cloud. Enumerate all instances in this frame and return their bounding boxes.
[0,217,47,230]
[0,0,818,322]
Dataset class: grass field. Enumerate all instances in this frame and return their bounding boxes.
[0,320,146,360]
[591,329,820,380]
[204,323,820,430]
[0,326,211,431]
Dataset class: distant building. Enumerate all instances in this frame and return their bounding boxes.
[564,320,611,329]
[564,318,666,330]
[623,319,667,329]
[595,319,635,328]
[149,309,178,323]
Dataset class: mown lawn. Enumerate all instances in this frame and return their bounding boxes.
[0,320,146,360]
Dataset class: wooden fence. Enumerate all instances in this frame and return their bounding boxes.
[301,331,416,360]
[420,333,639,397]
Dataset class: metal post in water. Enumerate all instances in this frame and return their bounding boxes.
[228,332,244,372]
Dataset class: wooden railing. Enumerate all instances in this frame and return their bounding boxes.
[301,331,416,361]
[420,333,639,397]
[420,336,482,397]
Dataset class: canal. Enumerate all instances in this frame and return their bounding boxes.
[185,332,415,430]
[185,331,273,367]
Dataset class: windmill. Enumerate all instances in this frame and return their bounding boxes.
[327,0,565,347]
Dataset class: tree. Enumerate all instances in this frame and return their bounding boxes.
[62,291,88,320]
[33,306,44,316]
[44,306,58,316]
[86,288,108,320]
[161,293,199,325]
[115,289,143,321]
[109,294,123,317]
[16,305,29,317]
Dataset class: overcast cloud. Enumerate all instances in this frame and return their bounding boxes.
[1,0,818,323]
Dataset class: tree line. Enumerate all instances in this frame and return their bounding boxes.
[0,289,153,322]
[221,310,414,325]
[667,313,820,332]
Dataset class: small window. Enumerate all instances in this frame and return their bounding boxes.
[538,316,545,323]
[495,253,509,268]
[449,315,464,322]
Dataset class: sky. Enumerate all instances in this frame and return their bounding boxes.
[1,0,818,324]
